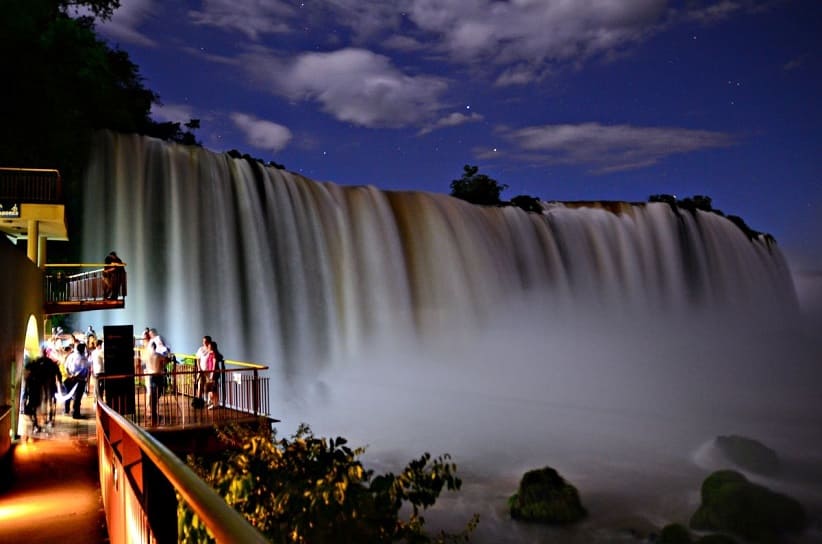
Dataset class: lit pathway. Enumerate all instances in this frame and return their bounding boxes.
[0,395,108,544]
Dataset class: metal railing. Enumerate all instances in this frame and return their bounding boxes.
[99,362,270,428]
[0,167,63,203]
[43,263,126,303]
[97,401,270,544]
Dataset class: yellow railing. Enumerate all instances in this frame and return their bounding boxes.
[97,401,270,544]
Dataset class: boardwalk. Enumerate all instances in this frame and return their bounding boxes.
[0,395,108,544]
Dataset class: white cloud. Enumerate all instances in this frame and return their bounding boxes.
[150,102,194,123]
[418,111,483,135]
[188,0,294,40]
[95,0,158,47]
[231,113,293,152]
[500,123,734,173]
[404,0,667,80]
[268,48,448,128]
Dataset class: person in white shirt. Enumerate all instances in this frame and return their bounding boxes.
[90,339,105,400]
[64,343,89,419]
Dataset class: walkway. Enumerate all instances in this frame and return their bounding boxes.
[0,395,108,544]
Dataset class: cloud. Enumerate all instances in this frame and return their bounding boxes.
[418,111,483,135]
[231,113,293,152]
[499,123,734,173]
[188,0,294,40]
[150,102,195,123]
[403,0,666,82]
[86,0,158,47]
[258,48,448,128]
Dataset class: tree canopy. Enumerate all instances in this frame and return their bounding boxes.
[0,0,159,177]
[450,165,509,206]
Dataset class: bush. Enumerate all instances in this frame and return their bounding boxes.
[659,523,692,543]
[690,470,806,543]
[508,466,586,524]
[179,423,477,543]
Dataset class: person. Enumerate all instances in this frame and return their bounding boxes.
[64,343,89,419]
[194,336,214,408]
[145,329,170,424]
[23,351,47,433]
[85,325,97,348]
[209,341,226,409]
[90,339,104,400]
[103,251,126,299]
[40,346,63,427]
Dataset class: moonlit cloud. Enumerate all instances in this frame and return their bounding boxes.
[150,102,195,123]
[188,0,294,40]
[87,0,157,47]
[230,113,293,152]
[498,123,734,173]
[271,48,448,128]
[418,111,483,135]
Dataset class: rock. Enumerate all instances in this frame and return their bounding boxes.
[659,523,692,543]
[696,534,737,543]
[508,466,586,524]
[714,435,779,476]
[690,470,806,543]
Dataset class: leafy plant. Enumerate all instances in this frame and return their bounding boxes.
[450,165,508,206]
[179,423,478,543]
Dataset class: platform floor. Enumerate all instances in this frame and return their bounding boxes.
[0,394,108,544]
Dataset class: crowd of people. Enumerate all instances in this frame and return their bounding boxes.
[23,326,229,433]
[23,326,104,433]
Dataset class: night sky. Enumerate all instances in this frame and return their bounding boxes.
[92,0,821,269]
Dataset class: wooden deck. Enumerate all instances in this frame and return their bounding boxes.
[44,298,125,315]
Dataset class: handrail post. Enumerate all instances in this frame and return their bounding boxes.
[252,369,259,416]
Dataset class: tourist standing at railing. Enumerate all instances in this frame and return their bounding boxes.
[103,250,126,299]
[146,329,170,424]
[64,343,89,419]
[194,336,214,408]
[208,341,225,409]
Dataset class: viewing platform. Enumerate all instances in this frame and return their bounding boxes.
[42,263,127,315]
[2,354,276,543]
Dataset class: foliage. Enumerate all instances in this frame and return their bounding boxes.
[714,435,779,476]
[508,466,586,524]
[450,165,508,206]
[648,194,772,243]
[228,149,286,170]
[0,0,157,177]
[179,423,478,544]
[509,195,543,213]
[690,470,806,543]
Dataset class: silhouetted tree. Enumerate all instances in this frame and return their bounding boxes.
[450,165,508,206]
[510,195,543,213]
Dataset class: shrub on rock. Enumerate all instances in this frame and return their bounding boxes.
[659,523,692,543]
[714,435,779,476]
[696,534,738,543]
[690,470,806,543]
[508,466,586,524]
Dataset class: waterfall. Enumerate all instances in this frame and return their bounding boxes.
[81,131,822,541]
[80,131,798,373]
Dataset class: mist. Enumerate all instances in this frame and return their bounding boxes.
[276,300,822,542]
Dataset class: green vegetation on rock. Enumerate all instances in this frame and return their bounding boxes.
[690,470,806,543]
[508,466,586,524]
[659,522,693,543]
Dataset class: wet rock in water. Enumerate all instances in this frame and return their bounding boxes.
[508,466,586,524]
[690,470,806,543]
[658,522,692,543]
[714,435,779,476]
